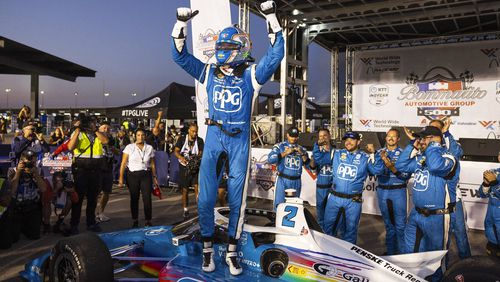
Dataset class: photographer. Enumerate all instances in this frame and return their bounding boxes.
[268,127,310,210]
[51,171,78,233]
[12,120,49,166]
[67,115,108,234]
[0,150,47,249]
[175,122,204,219]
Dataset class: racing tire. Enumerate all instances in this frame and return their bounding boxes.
[261,248,289,278]
[442,255,500,282]
[49,232,113,282]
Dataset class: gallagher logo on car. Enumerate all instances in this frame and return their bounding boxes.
[313,263,337,277]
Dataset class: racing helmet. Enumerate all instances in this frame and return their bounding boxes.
[215,26,252,67]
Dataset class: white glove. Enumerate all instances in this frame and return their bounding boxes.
[259,1,281,33]
[171,8,199,39]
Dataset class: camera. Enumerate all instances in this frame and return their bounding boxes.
[21,150,36,169]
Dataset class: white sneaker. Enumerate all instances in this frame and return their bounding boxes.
[97,213,110,222]
[225,251,242,276]
[202,247,215,272]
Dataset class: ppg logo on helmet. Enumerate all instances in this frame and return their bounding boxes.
[285,156,301,170]
[413,169,429,191]
[337,164,358,180]
[213,85,242,113]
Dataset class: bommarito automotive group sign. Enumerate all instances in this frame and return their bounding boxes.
[352,39,500,139]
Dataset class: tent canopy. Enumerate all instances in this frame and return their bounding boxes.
[106,82,197,120]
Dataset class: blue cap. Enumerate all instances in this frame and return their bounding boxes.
[342,131,361,140]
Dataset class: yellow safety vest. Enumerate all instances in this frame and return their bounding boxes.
[73,132,104,158]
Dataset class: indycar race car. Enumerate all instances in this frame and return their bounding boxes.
[20,195,499,282]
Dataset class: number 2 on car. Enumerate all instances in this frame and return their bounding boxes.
[282,206,298,227]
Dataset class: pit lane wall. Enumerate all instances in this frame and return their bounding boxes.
[248,148,497,230]
[351,39,500,139]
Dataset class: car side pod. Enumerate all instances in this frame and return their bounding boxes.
[172,234,190,256]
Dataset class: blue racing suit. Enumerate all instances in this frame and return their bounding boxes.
[371,147,410,255]
[478,168,500,249]
[324,149,377,244]
[312,142,334,230]
[172,31,284,241]
[443,131,471,258]
[268,141,310,210]
[395,141,457,282]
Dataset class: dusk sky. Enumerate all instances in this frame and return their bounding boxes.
[0,0,331,109]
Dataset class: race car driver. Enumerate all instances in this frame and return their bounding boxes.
[171,1,283,275]
[395,126,457,282]
[323,131,378,244]
[370,128,411,255]
[268,126,310,211]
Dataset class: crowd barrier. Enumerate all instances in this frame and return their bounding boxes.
[248,148,496,231]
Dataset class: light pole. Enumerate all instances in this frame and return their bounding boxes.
[74,92,78,108]
[132,92,137,103]
[104,92,110,107]
[5,88,11,110]
[40,90,45,109]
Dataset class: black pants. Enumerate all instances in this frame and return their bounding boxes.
[0,205,42,249]
[126,170,152,221]
[71,168,102,227]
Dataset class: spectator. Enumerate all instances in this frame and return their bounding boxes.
[67,115,109,234]
[0,150,47,249]
[147,111,166,151]
[268,127,310,210]
[117,130,131,150]
[17,105,31,130]
[12,120,49,166]
[166,125,178,153]
[0,117,7,143]
[478,151,500,258]
[174,122,204,219]
[96,121,115,223]
[49,127,65,146]
[119,129,158,227]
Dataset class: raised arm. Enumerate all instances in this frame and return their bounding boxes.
[171,8,207,82]
[253,1,284,86]
[395,141,419,174]
[424,143,456,178]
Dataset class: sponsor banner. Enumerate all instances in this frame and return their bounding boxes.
[248,148,495,230]
[353,40,500,139]
[190,0,231,140]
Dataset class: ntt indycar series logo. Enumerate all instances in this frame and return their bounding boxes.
[400,66,486,120]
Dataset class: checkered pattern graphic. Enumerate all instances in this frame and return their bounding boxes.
[406,72,419,85]
[459,70,474,89]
